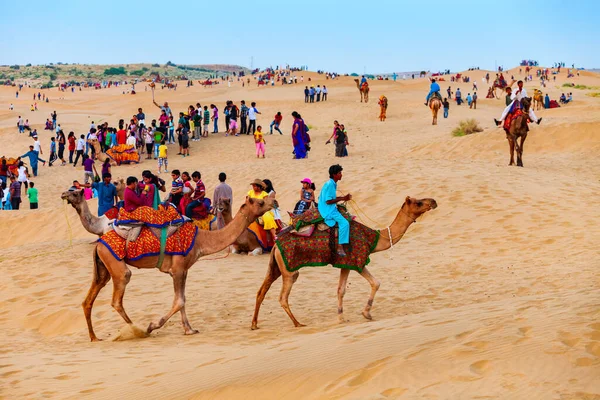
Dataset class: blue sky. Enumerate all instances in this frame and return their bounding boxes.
[1,0,598,73]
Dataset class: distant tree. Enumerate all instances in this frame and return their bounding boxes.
[141,67,149,72]
[103,66,127,76]
[49,73,57,81]
[152,63,160,67]
[166,61,176,67]
[10,65,20,70]
[25,63,32,67]
[129,70,145,76]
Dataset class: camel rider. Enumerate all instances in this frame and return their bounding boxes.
[494,80,542,126]
[425,79,441,106]
[318,164,352,257]
[360,75,367,86]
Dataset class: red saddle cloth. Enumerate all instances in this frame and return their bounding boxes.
[99,223,197,261]
[504,107,528,131]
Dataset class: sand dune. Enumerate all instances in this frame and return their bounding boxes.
[1,67,599,399]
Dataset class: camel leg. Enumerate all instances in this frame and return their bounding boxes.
[337,269,350,323]
[507,135,516,166]
[148,262,189,334]
[517,134,526,167]
[251,250,282,330]
[82,248,112,342]
[279,270,303,327]
[110,264,133,326]
[359,266,380,320]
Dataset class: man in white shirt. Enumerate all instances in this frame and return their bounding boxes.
[247,102,261,135]
[73,134,86,166]
[126,132,137,147]
[33,135,42,154]
[495,80,542,126]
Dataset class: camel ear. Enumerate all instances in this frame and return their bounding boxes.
[405,196,411,205]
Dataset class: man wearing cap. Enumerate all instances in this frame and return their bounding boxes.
[92,173,118,216]
[20,145,45,177]
[318,164,352,257]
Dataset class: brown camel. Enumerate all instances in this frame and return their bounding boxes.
[378,95,388,121]
[88,139,117,166]
[84,196,274,341]
[251,197,437,330]
[532,89,544,111]
[429,96,442,125]
[493,79,516,99]
[354,79,369,103]
[218,198,264,256]
[61,183,125,236]
[505,97,531,167]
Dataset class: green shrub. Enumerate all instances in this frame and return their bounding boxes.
[103,66,127,76]
[130,70,145,76]
[10,65,20,70]
[452,119,483,137]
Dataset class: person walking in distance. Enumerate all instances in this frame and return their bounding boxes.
[240,100,249,135]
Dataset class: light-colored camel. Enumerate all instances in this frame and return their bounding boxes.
[251,196,438,330]
[378,95,388,121]
[532,89,544,111]
[84,196,275,341]
[429,97,442,125]
[218,198,263,256]
[88,139,117,166]
[354,79,369,103]
[61,182,125,236]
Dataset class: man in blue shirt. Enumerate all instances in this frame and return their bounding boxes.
[20,145,45,177]
[92,173,118,216]
[318,164,352,256]
[425,78,441,105]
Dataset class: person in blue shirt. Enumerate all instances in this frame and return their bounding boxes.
[92,173,118,216]
[425,79,441,106]
[20,145,46,177]
[318,164,352,257]
[360,75,367,85]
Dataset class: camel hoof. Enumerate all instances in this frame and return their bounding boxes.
[294,323,307,328]
[251,324,259,330]
[362,311,373,320]
[184,329,199,335]
[90,337,103,342]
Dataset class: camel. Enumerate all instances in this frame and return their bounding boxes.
[354,79,369,103]
[532,89,544,111]
[84,196,275,341]
[88,139,117,166]
[428,96,442,125]
[492,78,516,99]
[251,196,437,330]
[61,182,125,236]
[505,97,531,167]
[378,95,388,121]
[218,198,263,256]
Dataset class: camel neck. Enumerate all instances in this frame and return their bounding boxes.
[193,206,253,256]
[372,205,416,253]
[75,198,98,228]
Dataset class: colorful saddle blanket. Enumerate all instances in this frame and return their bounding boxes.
[114,204,184,227]
[99,222,197,261]
[504,107,528,132]
[106,144,140,165]
[276,220,380,273]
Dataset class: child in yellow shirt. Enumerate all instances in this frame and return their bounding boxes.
[157,140,168,173]
[254,126,266,158]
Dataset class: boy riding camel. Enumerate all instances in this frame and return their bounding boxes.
[318,164,352,257]
[494,80,542,127]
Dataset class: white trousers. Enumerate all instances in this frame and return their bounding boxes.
[500,101,538,122]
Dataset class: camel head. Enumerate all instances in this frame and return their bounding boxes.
[403,196,437,221]
[242,196,276,220]
[61,189,85,207]
[521,97,532,112]
[113,178,125,200]
[216,198,231,215]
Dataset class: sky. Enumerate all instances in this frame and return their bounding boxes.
[1,0,598,74]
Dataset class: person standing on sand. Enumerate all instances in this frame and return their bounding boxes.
[9,175,22,210]
[211,104,219,133]
[443,98,450,118]
[471,92,477,109]
[27,182,38,209]
[254,126,266,158]
[322,85,328,101]
[240,100,249,135]
[213,172,233,229]
[203,106,210,137]
[248,102,261,135]
[304,86,309,103]
[270,112,283,135]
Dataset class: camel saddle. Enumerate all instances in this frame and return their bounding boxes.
[279,206,353,238]
[112,204,185,242]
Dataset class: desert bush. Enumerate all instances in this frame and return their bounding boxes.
[452,119,483,137]
[103,66,127,76]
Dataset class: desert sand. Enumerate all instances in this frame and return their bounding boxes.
[0,68,599,399]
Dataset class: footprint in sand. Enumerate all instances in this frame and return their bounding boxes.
[381,387,408,397]
[470,360,491,375]
[325,356,393,392]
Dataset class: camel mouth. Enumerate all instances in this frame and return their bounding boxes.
[430,201,438,210]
